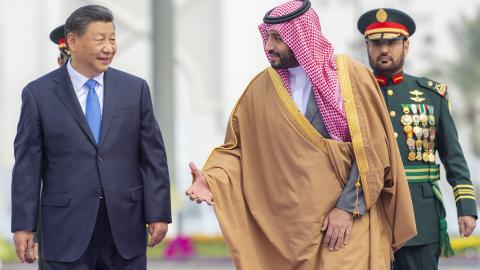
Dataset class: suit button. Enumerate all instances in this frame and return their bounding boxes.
[394,132,398,138]
[93,191,104,198]
[97,155,103,162]
[390,111,396,117]
[387,89,394,96]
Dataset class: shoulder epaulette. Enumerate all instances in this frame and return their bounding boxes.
[416,77,448,96]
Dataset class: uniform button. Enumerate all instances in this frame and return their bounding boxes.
[390,111,396,117]
[387,89,394,96]
[97,155,103,162]
[394,132,398,138]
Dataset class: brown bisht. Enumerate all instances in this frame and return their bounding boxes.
[201,55,416,269]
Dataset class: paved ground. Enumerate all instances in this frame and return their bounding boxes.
[1,257,479,269]
[0,259,234,270]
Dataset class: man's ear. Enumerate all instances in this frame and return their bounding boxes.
[66,32,77,52]
[404,38,410,57]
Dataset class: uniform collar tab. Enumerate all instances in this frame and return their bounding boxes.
[375,72,404,86]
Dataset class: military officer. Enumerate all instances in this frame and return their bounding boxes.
[358,8,477,270]
[49,24,70,65]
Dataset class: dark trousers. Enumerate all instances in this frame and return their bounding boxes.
[44,199,146,270]
[393,243,440,270]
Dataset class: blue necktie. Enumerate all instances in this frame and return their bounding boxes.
[85,79,101,144]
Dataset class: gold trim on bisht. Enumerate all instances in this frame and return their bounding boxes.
[267,67,327,152]
[336,54,371,209]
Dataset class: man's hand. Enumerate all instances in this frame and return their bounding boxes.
[34,242,39,260]
[458,216,476,237]
[185,162,213,206]
[147,222,168,248]
[13,230,36,263]
[321,208,353,251]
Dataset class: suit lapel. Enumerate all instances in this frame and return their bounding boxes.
[51,66,97,146]
[98,69,120,148]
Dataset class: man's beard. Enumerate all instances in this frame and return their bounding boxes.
[269,50,298,69]
[368,50,405,76]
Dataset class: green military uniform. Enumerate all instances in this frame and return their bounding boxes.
[377,72,477,243]
[358,8,478,270]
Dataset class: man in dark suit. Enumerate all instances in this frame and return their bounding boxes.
[32,23,72,270]
[11,5,171,269]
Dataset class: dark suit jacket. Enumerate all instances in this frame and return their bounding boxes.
[11,65,171,262]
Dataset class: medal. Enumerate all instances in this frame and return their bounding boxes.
[401,115,413,126]
[408,152,416,161]
[410,104,420,127]
[415,139,423,150]
[423,152,430,162]
[407,137,415,146]
[412,115,420,126]
[427,105,435,125]
[419,104,428,126]
[428,144,436,163]
[429,127,436,141]
[413,126,422,138]
[416,151,423,161]
[404,125,413,139]
[420,114,428,126]
[423,140,429,150]
[422,128,430,140]
[404,125,413,133]
[407,138,415,151]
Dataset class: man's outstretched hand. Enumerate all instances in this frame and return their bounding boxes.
[185,162,214,206]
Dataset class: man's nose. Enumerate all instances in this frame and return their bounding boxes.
[102,43,115,54]
[378,44,390,54]
[265,38,274,51]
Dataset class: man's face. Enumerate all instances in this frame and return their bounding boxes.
[366,37,409,76]
[67,21,116,77]
[265,30,299,69]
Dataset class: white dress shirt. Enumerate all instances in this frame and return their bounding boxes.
[66,59,105,114]
[288,66,312,115]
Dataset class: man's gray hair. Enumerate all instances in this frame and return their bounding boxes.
[64,5,114,37]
